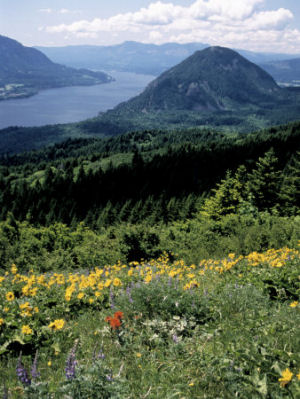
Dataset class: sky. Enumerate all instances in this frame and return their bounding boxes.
[1,0,300,53]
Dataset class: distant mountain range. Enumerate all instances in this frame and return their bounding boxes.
[260,58,300,86]
[36,41,300,83]
[1,45,300,155]
[0,35,113,100]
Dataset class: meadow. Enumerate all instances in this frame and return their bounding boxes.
[0,246,299,398]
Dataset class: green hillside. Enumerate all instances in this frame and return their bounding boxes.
[0,35,113,100]
[1,46,300,155]
[119,46,280,112]
[72,47,300,137]
[0,115,299,397]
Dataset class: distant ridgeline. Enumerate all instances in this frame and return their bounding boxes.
[0,120,299,227]
[1,46,300,155]
[0,35,113,101]
[82,46,300,136]
[36,40,300,83]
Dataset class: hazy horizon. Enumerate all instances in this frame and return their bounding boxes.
[1,0,300,54]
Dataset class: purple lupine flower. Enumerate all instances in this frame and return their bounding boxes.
[172,334,179,344]
[110,288,115,310]
[31,351,40,380]
[65,343,78,380]
[97,348,105,360]
[16,352,31,386]
[92,347,105,362]
[126,285,133,304]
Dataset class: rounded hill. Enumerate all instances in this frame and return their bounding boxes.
[119,46,282,112]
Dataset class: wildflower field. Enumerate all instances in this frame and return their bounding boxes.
[0,246,300,398]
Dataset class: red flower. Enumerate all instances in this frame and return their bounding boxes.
[114,311,124,320]
[110,317,121,330]
[105,316,112,323]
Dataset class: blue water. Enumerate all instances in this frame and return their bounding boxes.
[0,72,154,129]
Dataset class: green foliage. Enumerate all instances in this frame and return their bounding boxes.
[201,166,250,219]
[0,220,122,273]
[115,278,210,322]
[1,251,299,398]
[0,213,299,273]
[120,225,161,262]
[248,148,282,211]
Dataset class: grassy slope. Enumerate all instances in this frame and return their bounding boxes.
[0,247,299,398]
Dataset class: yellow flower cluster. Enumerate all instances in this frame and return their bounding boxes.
[48,319,65,331]
[278,368,300,387]
[21,325,33,335]
[0,247,298,347]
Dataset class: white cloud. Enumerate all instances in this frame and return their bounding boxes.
[44,0,299,53]
[245,8,293,30]
[60,9,70,14]
[74,32,98,39]
[39,8,52,14]
[149,30,163,42]
[59,8,82,15]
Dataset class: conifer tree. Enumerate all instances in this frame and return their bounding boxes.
[200,166,249,220]
[279,151,300,215]
[248,148,282,211]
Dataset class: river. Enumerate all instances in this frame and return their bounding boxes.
[0,72,155,129]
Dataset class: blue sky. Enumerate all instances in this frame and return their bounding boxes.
[1,0,300,53]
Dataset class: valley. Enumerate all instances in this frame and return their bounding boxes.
[0,28,299,398]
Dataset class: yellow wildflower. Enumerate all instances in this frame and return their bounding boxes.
[0,318,4,326]
[89,298,94,304]
[290,301,298,308]
[113,278,122,287]
[297,371,300,381]
[22,325,33,335]
[77,292,84,300]
[65,285,75,302]
[136,353,142,358]
[48,361,52,367]
[128,269,133,277]
[48,319,65,331]
[6,292,15,301]
[11,264,18,274]
[278,368,293,387]
[29,287,38,297]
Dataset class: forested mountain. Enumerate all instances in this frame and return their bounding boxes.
[0,35,113,100]
[77,47,300,136]
[260,58,300,85]
[115,46,281,112]
[36,41,299,77]
[0,121,299,227]
[1,46,300,155]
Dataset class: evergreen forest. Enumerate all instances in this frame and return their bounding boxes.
[0,119,299,397]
